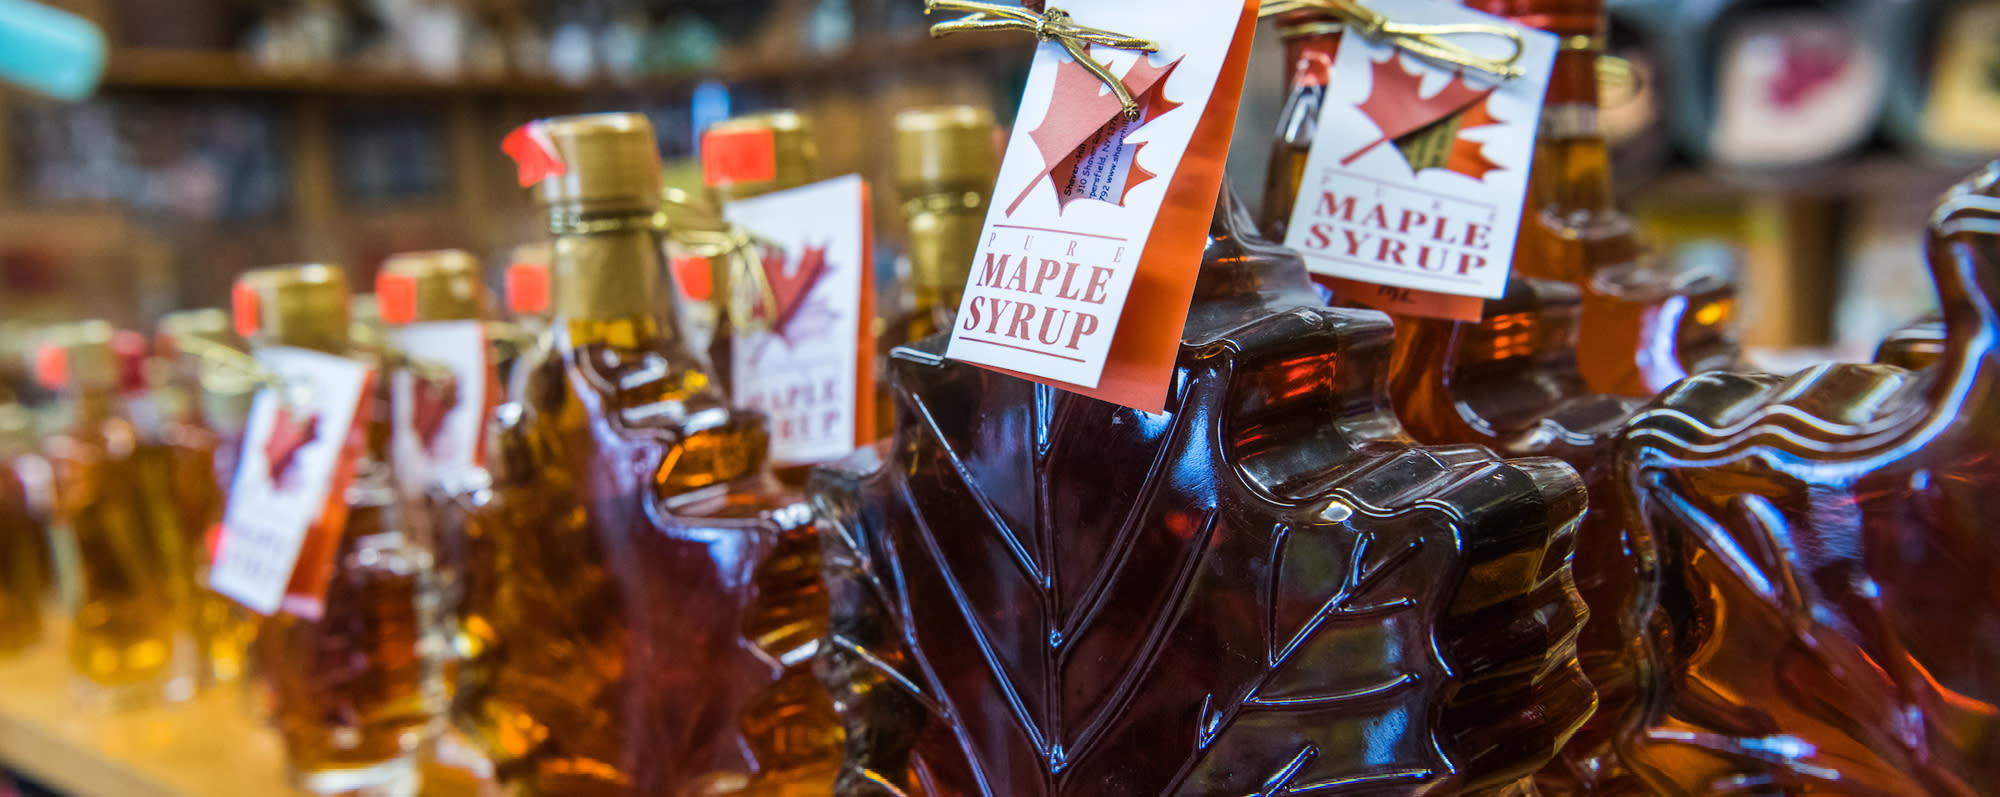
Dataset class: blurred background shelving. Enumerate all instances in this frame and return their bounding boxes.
[0,0,1993,361]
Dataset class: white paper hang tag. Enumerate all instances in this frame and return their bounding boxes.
[725,174,875,467]
[1282,2,1558,299]
[942,0,1258,409]
[388,320,490,496]
[212,347,371,616]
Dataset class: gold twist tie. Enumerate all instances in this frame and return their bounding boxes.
[1262,0,1525,79]
[169,335,283,392]
[662,189,781,336]
[927,0,1160,119]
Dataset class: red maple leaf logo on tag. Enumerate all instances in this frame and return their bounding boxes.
[758,242,829,337]
[411,372,460,454]
[1343,54,1505,181]
[1768,33,1850,109]
[264,405,319,485]
[1008,51,1185,216]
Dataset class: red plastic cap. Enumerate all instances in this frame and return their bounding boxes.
[232,280,261,338]
[1461,0,1603,34]
[33,344,66,390]
[505,261,550,316]
[701,127,777,188]
[376,271,419,326]
[671,255,713,302]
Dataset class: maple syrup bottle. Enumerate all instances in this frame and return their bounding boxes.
[812,185,1594,796]
[0,401,47,657]
[1616,162,2000,793]
[1263,14,1655,790]
[876,106,1000,436]
[236,264,444,797]
[499,243,553,386]
[1470,0,1739,397]
[153,308,257,687]
[460,112,839,797]
[701,109,823,398]
[37,321,193,708]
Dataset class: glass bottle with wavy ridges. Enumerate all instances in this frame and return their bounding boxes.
[876,106,1000,436]
[236,264,444,797]
[458,113,839,797]
[0,402,48,656]
[811,186,1594,796]
[1264,10,1663,790]
[154,308,257,687]
[1615,162,2000,794]
[39,321,191,708]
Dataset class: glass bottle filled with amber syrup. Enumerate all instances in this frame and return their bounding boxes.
[0,400,49,657]
[36,321,194,708]
[699,109,823,399]
[373,249,508,796]
[876,106,1000,436]
[152,309,260,687]
[812,184,1594,795]
[1261,4,1724,789]
[231,264,443,797]
[1615,161,2000,793]
[460,112,839,797]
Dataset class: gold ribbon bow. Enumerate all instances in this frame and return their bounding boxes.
[662,188,781,336]
[168,335,283,393]
[927,0,1160,119]
[1262,0,1525,79]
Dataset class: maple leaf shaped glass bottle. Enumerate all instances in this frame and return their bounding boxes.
[37,320,192,708]
[0,401,48,657]
[1263,12,1661,791]
[235,264,445,797]
[875,106,1000,436]
[153,308,259,687]
[458,113,840,797]
[1615,162,2000,794]
[811,185,1595,796]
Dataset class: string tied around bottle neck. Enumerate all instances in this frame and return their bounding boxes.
[926,0,1160,119]
[1263,0,1526,79]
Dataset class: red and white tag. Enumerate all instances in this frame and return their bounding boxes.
[389,321,492,497]
[1282,3,1557,301]
[212,347,372,616]
[943,0,1259,412]
[725,175,875,466]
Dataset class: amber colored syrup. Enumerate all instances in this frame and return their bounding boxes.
[152,409,254,685]
[255,372,442,790]
[0,460,45,655]
[458,272,839,795]
[46,393,185,703]
[1614,163,2000,794]
[813,189,1593,795]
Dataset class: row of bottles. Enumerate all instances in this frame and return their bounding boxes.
[3,0,1997,792]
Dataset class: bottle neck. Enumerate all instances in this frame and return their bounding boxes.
[550,222,680,351]
[1533,46,1617,215]
[904,191,987,311]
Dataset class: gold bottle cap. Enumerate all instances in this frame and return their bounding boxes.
[527,113,665,214]
[156,308,238,356]
[377,249,487,325]
[703,110,820,199]
[232,264,352,353]
[0,401,32,456]
[896,106,1001,197]
[34,320,119,392]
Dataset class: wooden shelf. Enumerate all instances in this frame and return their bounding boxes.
[100,34,1021,95]
[0,620,302,797]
